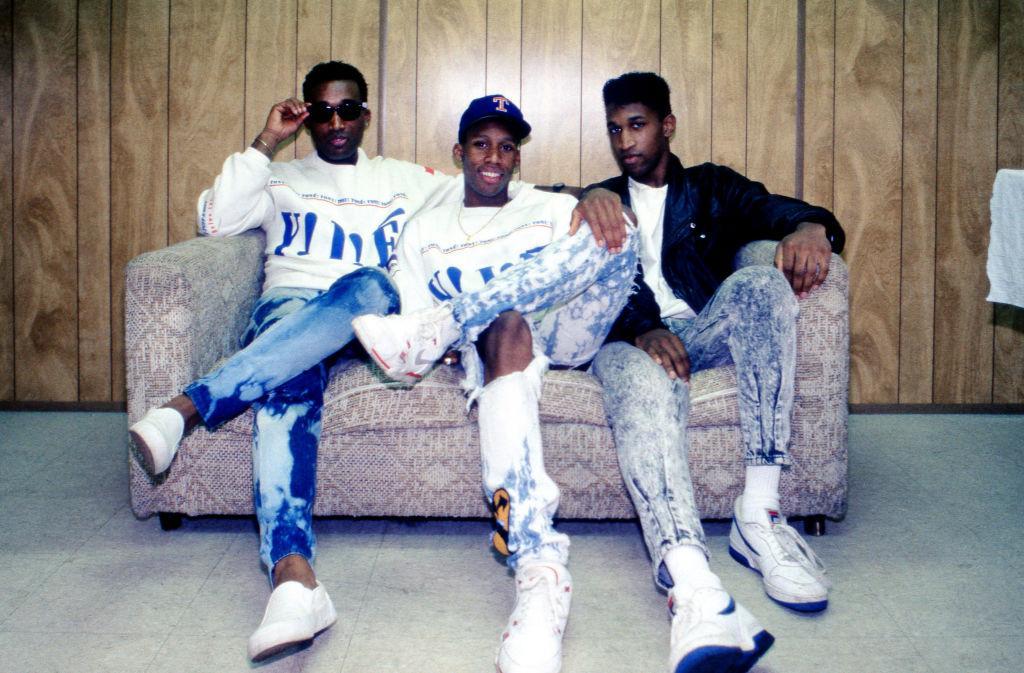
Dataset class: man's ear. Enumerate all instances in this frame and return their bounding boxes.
[662,113,677,140]
[363,108,372,128]
[453,142,464,166]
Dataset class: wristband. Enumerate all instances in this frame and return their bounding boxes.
[252,136,274,156]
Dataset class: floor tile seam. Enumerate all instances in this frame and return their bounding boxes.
[329,520,393,672]
[64,501,132,560]
[141,631,176,673]
[903,635,944,673]
[0,550,79,629]
[174,536,238,621]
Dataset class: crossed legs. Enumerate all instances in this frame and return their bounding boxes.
[129,266,400,660]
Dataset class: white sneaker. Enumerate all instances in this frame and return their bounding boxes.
[496,563,572,673]
[729,496,831,612]
[247,581,337,662]
[129,407,185,474]
[352,305,460,384]
[668,585,773,673]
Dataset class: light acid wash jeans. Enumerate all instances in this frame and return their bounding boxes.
[185,266,399,573]
[590,265,798,588]
[446,224,639,569]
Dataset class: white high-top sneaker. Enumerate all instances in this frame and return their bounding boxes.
[668,584,773,673]
[352,304,460,384]
[496,562,572,673]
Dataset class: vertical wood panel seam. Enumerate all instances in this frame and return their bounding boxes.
[484,0,489,87]
[932,0,940,402]
[795,0,805,200]
[710,2,715,162]
[992,0,1001,402]
[933,0,941,400]
[831,0,836,237]
[744,0,749,170]
[166,0,171,246]
[107,0,113,397]
[243,0,248,148]
[8,0,14,394]
[414,0,419,163]
[294,0,299,99]
[76,1,81,401]
[378,0,385,150]
[578,0,583,186]
[897,0,906,401]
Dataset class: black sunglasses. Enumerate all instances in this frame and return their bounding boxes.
[307,99,368,123]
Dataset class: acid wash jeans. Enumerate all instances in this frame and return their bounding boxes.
[184,266,399,573]
[590,265,798,589]
[445,224,638,569]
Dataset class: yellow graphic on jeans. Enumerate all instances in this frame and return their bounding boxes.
[489,488,511,556]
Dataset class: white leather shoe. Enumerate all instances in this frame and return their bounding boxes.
[668,585,773,673]
[247,581,337,662]
[129,407,185,475]
[729,496,831,612]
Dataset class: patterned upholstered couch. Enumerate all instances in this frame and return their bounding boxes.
[125,232,848,531]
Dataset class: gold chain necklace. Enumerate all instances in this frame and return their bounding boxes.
[457,201,508,242]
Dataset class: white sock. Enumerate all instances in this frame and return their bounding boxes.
[741,465,782,518]
[663,545,720,591]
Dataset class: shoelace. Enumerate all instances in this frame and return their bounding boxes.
[770,523,832,589]
[514,572,569,631]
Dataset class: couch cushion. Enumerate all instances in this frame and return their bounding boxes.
[215,357,741,436]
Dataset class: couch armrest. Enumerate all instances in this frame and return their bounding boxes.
[734,240,849,401]
[125,231,265,421]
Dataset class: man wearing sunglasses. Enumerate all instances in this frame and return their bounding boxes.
[129,60,465,662]
[130,60,628,663]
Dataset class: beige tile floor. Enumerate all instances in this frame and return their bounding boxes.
[0,411,1021,672]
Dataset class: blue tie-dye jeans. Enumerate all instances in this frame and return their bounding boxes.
[590,265,798,588]
[184,266,399,573]
[446,225,639,569]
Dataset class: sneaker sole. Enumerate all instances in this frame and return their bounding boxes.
[128,429,158,474]
[248,610,337,662]
[728,539,828,613]
[496,652,562,673]
[734,630,775,672]
[674,645,742,673]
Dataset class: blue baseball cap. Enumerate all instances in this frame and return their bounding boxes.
[458,94,532,143]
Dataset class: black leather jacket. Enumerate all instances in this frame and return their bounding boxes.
[587,154,845,343]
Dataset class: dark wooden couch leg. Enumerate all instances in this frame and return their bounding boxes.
[159,512,184,531]
[803,515,826,536]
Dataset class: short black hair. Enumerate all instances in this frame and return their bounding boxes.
[302,61,368,102]
[602,72,672,120]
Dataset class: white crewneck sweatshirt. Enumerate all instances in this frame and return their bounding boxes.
[197,147,460,292]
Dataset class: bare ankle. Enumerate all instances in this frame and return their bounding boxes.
[163,394,200,433]
[272,554,317,589]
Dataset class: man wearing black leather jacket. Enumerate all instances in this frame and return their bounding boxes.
[577,72,845,673]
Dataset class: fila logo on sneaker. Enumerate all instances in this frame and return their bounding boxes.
[768,510,781,525]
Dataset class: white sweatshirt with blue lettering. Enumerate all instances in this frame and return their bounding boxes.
[197,147,458,292]
[390,183,577,313]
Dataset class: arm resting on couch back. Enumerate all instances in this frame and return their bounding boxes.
[125,231,265,422]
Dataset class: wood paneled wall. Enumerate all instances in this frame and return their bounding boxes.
[1,0,1022,405]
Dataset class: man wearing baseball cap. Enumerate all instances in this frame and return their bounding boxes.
[352,94,637,673]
